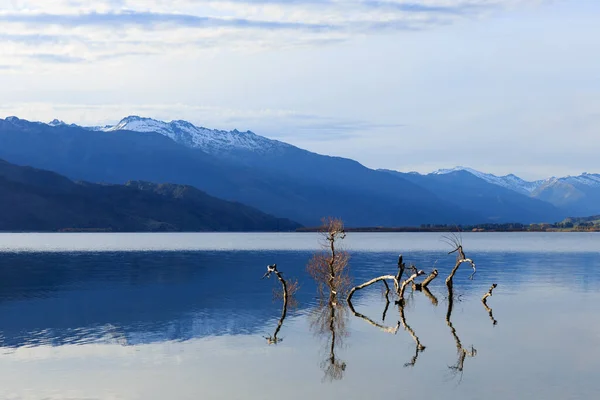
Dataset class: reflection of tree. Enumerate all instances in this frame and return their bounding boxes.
[446,282,477,380]
[481,284,498,326]
[310,294,349,382]
[422,287,438,306]
[347,298,400,335]
[399,304,425,367]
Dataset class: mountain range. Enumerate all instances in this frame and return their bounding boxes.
[0,115,598,229]
[0,159,300,232]
[426,166,600,217]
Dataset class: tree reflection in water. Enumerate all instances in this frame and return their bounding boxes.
[310,294,349,382]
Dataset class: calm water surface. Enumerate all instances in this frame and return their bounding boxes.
[0,233,599,399]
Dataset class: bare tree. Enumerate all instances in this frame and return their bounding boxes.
[442,233,476,287]
[308,217,351,300]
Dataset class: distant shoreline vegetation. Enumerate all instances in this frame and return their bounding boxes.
[297,217,600,233]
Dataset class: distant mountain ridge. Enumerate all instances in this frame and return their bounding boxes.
[398,166,600,217]
[0,116,480,226]
[0,158,301,232]
[2,115,598,226]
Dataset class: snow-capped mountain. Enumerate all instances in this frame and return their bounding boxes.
[429,166,600,215]
[87,116,291,155]
[558,173,600,188]
[431,166,549,195]
[432,166,600,193]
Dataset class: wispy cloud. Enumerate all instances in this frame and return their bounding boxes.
[0,11,333,31]
[0,0,545,66]
[27,54,87,63]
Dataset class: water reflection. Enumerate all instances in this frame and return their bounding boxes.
[310,295,349,382]
[347,299,400,335]
[0,241,599,398]
[481,284,498,326]
[446,281,477,379]
[399,303,426,367]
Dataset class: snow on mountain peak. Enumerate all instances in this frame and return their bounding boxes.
[88,116,290,155]
[431,166,547,194]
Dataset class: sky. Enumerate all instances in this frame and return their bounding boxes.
[0,0,599,180]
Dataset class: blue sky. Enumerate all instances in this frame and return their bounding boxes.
[1,0,598,179]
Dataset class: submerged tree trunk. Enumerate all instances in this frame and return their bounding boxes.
[347,275,397,302]
[413,269,438,291]
[446,245,476,285]
[263,264,289,344]
[396,270,425,305]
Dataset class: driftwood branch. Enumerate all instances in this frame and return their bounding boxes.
[446,256,476,285]
[396,255,405,283]
[347,275,397,303]
[444,237,475,285]
[413,269,438,291]
[396,270,425,305]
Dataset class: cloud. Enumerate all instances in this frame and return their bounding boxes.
[27,54,87,63]
[0,11,333,31]
[0,1,545,66]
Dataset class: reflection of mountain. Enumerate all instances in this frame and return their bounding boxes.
[0,251,319,348]
[0,250,598,348]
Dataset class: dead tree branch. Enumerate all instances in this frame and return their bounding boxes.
[443,233,476,285]
[396,255,406,284]
[413,269,438,291]
[396,270,425,305]
[347,275,397,303]
[263,264,298,344]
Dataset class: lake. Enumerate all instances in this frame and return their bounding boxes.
[0,232,599,399]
